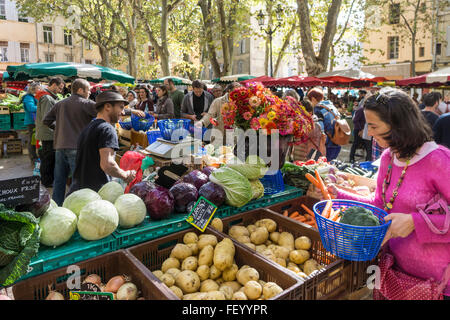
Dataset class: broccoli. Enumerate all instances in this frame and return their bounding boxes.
[340,206,380,227]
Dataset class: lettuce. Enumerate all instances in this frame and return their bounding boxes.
[0,204,40,286]
[209,167,253,208]
[226,155,268,180]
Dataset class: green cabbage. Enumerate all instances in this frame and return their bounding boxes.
[209,167,253,207]
[249,180,265,200]
[0,204,40,286]
[39,207,77,247]
[98,181,124,204]
[77,200,119,241]
[48,199,58,211]
[63,189,102,217]
[227,155,268,180]
[114,194,147,229]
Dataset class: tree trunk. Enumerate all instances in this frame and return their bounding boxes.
[217,0,231,76]
[161,0,171,76]
[99,46,110,67]
[273,21,297,76]
[329,45,335,72]
[411,33,416,76]
[199,0,222,78]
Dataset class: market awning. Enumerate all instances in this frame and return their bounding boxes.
[263,76,334,88]
[317,68,386,87]
[212,74,256,83]
[148,76,192,85]
[395,67,450,87]
[6,63,135,84]
[240,75,274,85]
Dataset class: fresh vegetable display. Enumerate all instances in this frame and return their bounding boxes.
[209,167,253,208]
[39,207,77,247]
[330,160,378,178]
[144,185,175,220]
[339,206,380,227]
[226,218,323,279]
[62,188,102,217]
[198,182,226,207]
[150,228,287,300]
[15,184,51,219]
[169,183,199,213]
[114,193,147,229]
[77,200,119,241]
[98,181,124,204]
[0,93,24,112]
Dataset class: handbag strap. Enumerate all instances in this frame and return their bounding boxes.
[417,196,450,235]
[437,264,450,296]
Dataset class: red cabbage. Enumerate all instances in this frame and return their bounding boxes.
[144,185,174,220]
[182,170,209,190]
[201,166,216,177]
[169,183,198,213]
[129,181,156,201]
[198,182,226,207]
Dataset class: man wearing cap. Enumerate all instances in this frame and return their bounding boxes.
[69,91,136,193]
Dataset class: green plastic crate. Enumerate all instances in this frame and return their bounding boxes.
[18,232,116,281]
[0,114,11,130]
[12,112,27,130]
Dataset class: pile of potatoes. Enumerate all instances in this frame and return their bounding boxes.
[227,218,324,278]
[151,231,285,300]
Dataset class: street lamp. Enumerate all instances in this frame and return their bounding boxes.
[257,5,282,77]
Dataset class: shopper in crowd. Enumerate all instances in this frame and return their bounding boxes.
[135,86,154,113]
[126,90,138,108]
[22,82,40,165]
[412,92,420,106]
[324,88,450,300]
[151,85,174,119]
[197,82,241,143]
[437,93,450,116]
[421,92,440,129]
[433,113,450,149]
[164,78,185,118]
[283,89,300,101]
[69,91,136,193]
[43,79,96,205]
[211,84,224,99]
[35,77,65,188]
[349,90,372,162]
[117,86,128,99]
[181,80,214,122]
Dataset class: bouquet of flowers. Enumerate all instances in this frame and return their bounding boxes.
[221,83,314,145]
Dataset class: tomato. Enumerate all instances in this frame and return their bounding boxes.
[318,156,328,163]
[294,161,305,166]
[305,159,316,165]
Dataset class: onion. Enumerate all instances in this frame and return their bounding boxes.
[137,297,145,300]
[327,174,337,183]
[116,283,138,300]
[45,285,64,300]
[0,295,11,300]
[83,274,102,287]
[105,275,129,293]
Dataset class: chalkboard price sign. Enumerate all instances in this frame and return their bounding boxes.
[0,176,40,207]
[185,196,218,232]
[69,283,114,300]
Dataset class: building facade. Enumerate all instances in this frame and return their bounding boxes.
[435,3,450,69]
[361,0,435,79]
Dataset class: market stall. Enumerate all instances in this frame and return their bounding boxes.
[395,66,450,87]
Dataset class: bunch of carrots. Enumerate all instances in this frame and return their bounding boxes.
[305,169,342,223]
[283,205,318,229]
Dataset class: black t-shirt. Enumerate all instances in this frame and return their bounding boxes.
[422,111,439,129]
[193,92,204,120]
[71,119,119,193]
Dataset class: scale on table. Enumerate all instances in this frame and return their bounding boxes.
[145,136,201,159]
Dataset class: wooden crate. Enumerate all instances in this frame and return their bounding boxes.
[1,138,22,157]
[130,129,149,148]
[0,106,10,115]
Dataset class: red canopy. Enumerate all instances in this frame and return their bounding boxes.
[264,76,334,88]
[395,67,450,87]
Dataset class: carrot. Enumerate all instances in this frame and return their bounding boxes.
[305,173,320,189]
[297,215,307,222]
[330,209,340,222]
[289,211,300,218]
[315,169,331,200]
[304,213,312,221]
[283,210,288,217]
[304,220,316,226]
[322,200,333,219]
[301,204,315,217]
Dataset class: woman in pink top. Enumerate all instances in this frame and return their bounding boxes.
[326,88,450,300]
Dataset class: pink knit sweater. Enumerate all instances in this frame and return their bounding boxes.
[337,142,450,296]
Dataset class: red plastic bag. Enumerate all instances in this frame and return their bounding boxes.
[119,151,146,193]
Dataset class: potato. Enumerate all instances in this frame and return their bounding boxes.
[244,280,262,300]
[273,246,290,260]
[169,285,183,299]
[200,279,220,292]
[232,291,248,300]
[258,280,266,288]
[213,238,235,271]
[198,245,214,266]
[297,272,308,278]
[205,291,226,300]
[295,236,312,250]
[171,244,193,260]
[269,232,280,244]
[229,226,249,239]
[219,286,234,299]
[263,282,283,299]
[250,227,269,245]
[152,270,164,280]
[186,243,199,256]
[238,286,246,293]
[303,259,321,276]
[265,240,273,246]
[255,245,267,253]
[246,224,257,234]
[161,273,175,287]
[222,264,239,281]
[289,250,310,265]
[275,257,287,268]
[243,243,256,250]
[181,256,198,271]
[183,292,207,300]
[197,234,218,250]
[175,270,201,294]
[261,249,276,260]
[255,219,277,233]
[209,265,222,280]
[220,281,242,293]
[196,265,210,281]
[216,278,224,285]
[210,218,223,232]
[161,257,180,273]
[240,265,251,270]
[235,235,251,244]
[183,232,198,244]
[287,265,301,273]
[278,232,295,250]
[236,267,259,285]
[165,268,181,279]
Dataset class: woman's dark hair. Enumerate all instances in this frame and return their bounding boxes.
[364,88,433,159]
[137,86,151,100]
[157,85,169,97]
[301,99,313,113]
[307,87,324,102]
[127,90,137,99]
